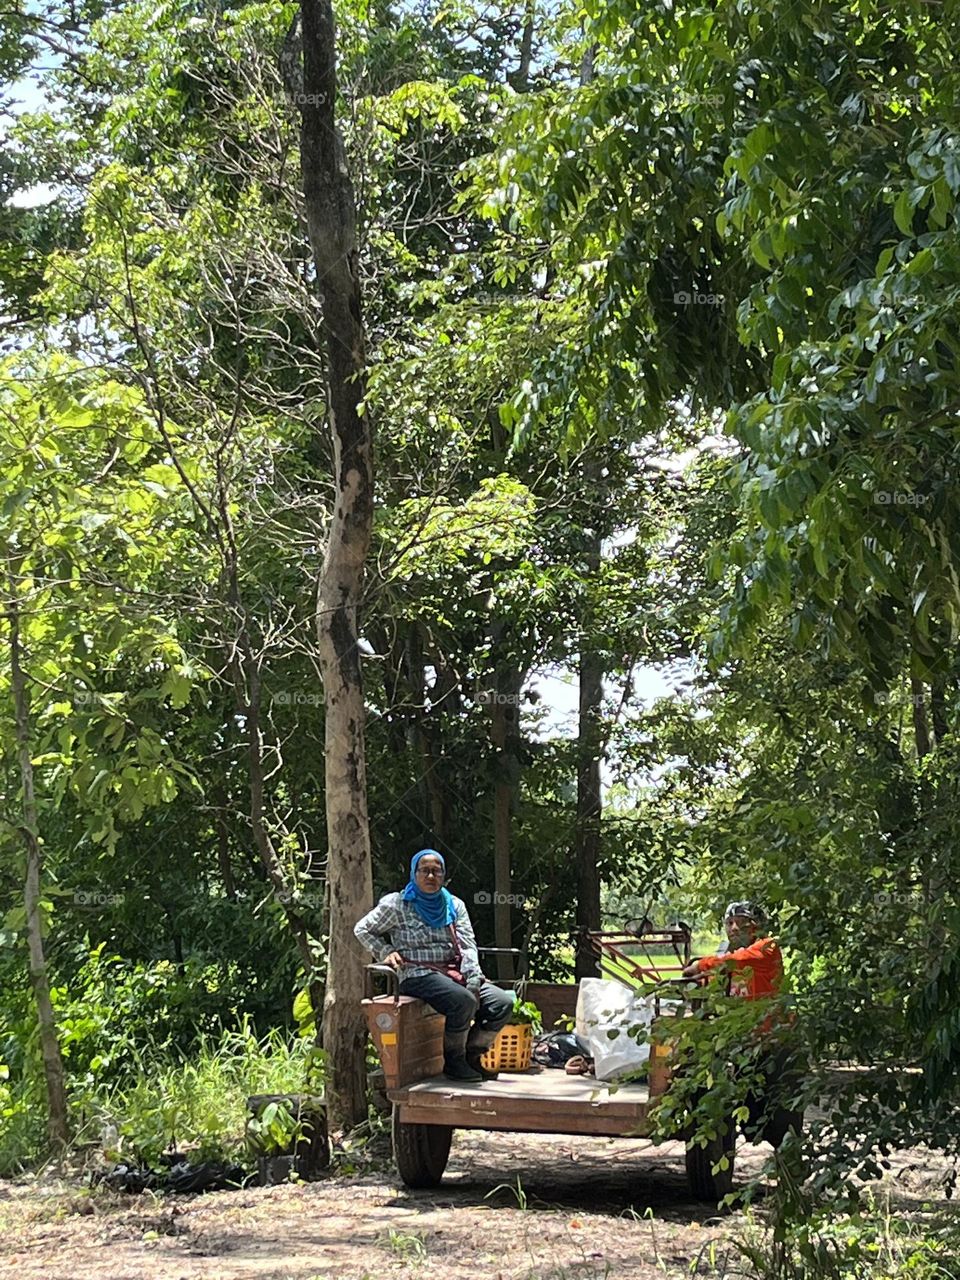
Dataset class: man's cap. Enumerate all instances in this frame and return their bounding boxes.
[723,900,767,927]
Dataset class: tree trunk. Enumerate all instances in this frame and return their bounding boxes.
[580,42,596,84]
[580,23,597,88]
[245,671,318,981]
[214,538,322,1029]
[490,667,522,981]
[301,0,374,1130]
[214,784,237,901]
[406,624,447,844]
[911,675,931,760]
[574,526,603,981]
[7,584,69,1150]
[414,724,446,846]
[381,627,409,757]
[931,679,948,744]
[511,0,536,91]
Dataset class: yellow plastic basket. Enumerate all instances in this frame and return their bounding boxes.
[481,1023,533,1072]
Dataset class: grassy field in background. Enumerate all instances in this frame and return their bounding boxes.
[549,929,720,989]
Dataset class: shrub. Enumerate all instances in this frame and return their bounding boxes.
[88,1022,325,1169]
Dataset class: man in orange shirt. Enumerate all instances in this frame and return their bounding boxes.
[681,901,784,999]
[681,901,802,1148]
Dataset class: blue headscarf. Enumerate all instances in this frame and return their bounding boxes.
[401,849,456,928]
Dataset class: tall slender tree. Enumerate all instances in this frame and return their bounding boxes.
[300,0,375,1128]
[7,577,69,1150]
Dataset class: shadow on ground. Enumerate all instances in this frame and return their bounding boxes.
[379,1129,770,1221]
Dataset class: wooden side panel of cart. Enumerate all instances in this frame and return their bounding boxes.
[361,995,446,1090]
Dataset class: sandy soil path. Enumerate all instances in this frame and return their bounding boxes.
[0,1127,948,1280]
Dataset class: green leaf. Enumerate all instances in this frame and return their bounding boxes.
[893,188,916,236]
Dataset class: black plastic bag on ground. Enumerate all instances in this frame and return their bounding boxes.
[96,1159,247,1194]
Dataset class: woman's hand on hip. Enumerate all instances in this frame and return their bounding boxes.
[383,951,403,970]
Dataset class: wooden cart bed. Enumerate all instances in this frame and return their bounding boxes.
[389,1071,652,1137]
[362,980,754,1200]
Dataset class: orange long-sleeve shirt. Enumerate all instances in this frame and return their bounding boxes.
[694,936,784,1000]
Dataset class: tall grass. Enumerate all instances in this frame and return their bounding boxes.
[87,1021,321,1167]
[0,1021,321,1174]
[726,1191,960,1280]
[0,1065,47,1176]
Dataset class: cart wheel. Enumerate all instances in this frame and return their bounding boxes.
[392,1107,453,1188]
[684,1124,735,1202]
[762,1104,804,1150]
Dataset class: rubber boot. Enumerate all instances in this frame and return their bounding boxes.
[466,1026,501,1080]
[443,1029,483,1082]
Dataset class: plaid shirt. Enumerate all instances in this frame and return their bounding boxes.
[354,892,483,985]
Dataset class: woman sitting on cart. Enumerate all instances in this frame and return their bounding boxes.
[354,850,514,1083]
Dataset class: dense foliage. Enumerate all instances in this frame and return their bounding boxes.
[1,1,958,1255]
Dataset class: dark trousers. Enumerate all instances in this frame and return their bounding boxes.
[399,972,514,1035]
[743,1045,805,1147]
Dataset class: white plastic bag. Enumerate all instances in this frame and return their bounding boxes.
[575,977,654,1082]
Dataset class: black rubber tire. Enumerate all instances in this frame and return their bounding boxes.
[684,1124,736,1202]
[763,1105,804,1150]
[392,1108,453,1188]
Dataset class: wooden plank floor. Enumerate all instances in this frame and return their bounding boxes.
[389,1070,653,1138]
[397,1071,650,1103]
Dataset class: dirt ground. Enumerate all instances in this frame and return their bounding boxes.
[0,1128,951,1280]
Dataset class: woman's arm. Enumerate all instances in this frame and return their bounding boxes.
[453,898,483,989]
[354,894,402,963]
